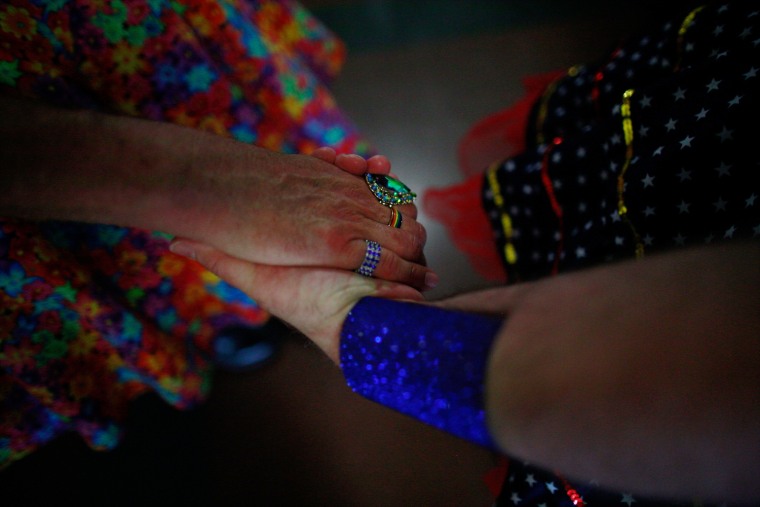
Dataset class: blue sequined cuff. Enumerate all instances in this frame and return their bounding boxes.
[340,297,504,449]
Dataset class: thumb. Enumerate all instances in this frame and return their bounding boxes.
[169,237,261,295]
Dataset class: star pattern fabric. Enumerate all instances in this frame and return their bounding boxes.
[471,1,758,505]
[485,1,759,284]
[499,459,734,507]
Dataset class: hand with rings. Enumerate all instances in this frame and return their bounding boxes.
[168,148,432,357]
[170,146,437,292]
[309,147,432,285]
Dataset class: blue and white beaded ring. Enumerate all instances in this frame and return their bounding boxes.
[356,240,382,277]
[365,173,417,207]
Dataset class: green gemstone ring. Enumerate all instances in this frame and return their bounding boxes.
[365,173,417,207]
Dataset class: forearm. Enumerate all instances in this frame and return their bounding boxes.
[3,95,436,288]
[339,242,759,501]
[0,95,269,236]
[485,241,760,502]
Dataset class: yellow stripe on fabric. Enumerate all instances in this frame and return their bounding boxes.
[617,89,644,259]
[486,163,517,266]
[674,5,705,71]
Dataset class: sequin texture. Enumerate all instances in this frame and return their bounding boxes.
[340,297,504,448]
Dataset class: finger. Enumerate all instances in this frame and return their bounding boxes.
[366,155,391,174]
[352,240,438,292]
[170,237,329,317]
[376,205,421,237]
[170,237,263,297]
[169,238,426,361]
[368,206,428,255]
[171,237,426,306]
[365,200,417,221]
[316,149,391,177]
[378,252,438,292]
[171,237,345,356]
[310,146,337,164]
[395,202,418,221]
[335,153,369,175]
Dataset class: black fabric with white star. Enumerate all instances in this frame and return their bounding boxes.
[485,0,759,283]
[488,1,758,506]
[498,460,717,507]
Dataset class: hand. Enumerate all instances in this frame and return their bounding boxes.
[173,147,438,290]
[169,238,424,363]
[0,96,435,291]
[176,144,435,291]
[171,147,432,358]
[309,146,428,272]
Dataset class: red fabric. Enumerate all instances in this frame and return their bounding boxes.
[423,70,563,282]
[483,456,509,499]
[456,71,564,177]
[423,173,506,282]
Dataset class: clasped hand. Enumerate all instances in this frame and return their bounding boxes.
[170,147,431,362]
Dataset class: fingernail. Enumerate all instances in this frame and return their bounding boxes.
[424,271,439,290]
[339,153,363,162]
[169,240,196,261]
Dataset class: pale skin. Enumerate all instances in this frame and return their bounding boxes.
[170,236,760,505]
[0,95,437,290]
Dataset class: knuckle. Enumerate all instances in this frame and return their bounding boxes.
[344,178,373,203]
[401,225,426,261]
[406,262,428,290]
[339,237,363,267]
[201,253,226,279]
[383,206,394,225]
[408,263,418,284]
[382,251,401,277]
[417,222,428,248]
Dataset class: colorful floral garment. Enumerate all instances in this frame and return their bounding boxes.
[0,0,369,468]
[426,1,758,505]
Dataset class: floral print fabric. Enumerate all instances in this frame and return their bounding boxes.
[0,0,369,468]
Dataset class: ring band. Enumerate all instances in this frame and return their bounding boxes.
[388,208,403,228]
[356,240,382,277]
[365,173,417,207]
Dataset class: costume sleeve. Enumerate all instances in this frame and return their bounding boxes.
[340,297,504,449]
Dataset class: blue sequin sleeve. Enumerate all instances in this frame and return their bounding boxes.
[340,297,505,449]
